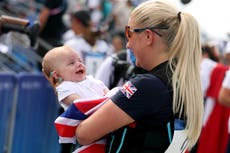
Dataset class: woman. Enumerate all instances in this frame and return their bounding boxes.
[75,0,204,152]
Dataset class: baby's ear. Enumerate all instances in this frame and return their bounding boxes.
[50,71,58,79]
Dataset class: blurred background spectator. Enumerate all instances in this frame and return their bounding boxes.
[36,0,68,62]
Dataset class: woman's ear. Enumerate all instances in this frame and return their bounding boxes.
[145,29,155,45]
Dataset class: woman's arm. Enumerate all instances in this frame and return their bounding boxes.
[38,7,50,31]
[76,99,134,145]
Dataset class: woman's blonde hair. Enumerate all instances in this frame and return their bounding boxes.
[131,0,204,149]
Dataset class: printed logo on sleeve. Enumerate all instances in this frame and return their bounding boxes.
[121,81,137,99]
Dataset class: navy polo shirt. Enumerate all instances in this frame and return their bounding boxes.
[111,73,173,128]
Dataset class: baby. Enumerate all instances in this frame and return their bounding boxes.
[42,45,110,152]
[42,45,109,111]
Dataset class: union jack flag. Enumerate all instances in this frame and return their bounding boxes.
[121,81,137,99]
[54,97,109,153]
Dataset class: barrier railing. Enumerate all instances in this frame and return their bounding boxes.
[0,73,17,153]
[0,72,61,153]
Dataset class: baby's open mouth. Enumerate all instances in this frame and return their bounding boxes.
[76,69,84,74]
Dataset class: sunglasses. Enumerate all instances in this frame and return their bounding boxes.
[125,25,169,40]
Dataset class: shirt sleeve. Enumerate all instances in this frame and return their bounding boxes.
[111,74,172,124]
[56,81,77,102]
[223,70,230,89]
[200,58,217,95]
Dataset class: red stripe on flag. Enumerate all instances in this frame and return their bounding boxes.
[55,123,77,137]
[79,144,105,153]
[75,97,107,113]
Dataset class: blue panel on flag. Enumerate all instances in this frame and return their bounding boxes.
[0,73,17,153]
[11,73,60,153]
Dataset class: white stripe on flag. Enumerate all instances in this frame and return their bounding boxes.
[59,136,77,144]
[72,139,107,153]
[55,116,81,126]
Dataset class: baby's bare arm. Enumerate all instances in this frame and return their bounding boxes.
[103,88,109,95]
[63,94,80,106]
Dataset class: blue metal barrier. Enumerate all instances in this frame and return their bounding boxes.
[0,73,17,153]
[11,73,60,153]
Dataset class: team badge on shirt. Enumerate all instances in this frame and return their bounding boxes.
[121,81,137,99]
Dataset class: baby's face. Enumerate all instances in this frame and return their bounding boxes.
[58,50,86,82]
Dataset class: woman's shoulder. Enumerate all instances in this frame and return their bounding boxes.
[130,74,167,89]
[132,73,161,81]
